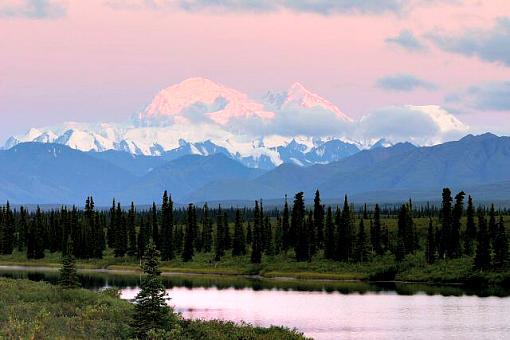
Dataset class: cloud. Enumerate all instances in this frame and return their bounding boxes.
[427,17,510,66]
[227,106,353,137]
[107,0,406,15]
[358,105,469,145]
[376,74,436,91]
[386,29,426,51]
[446,81,510,112]
[0,0,66,19]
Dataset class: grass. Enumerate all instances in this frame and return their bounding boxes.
[0,278,308,339]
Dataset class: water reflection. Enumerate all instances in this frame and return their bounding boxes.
[0,267,509,297]
[1,268,510,339]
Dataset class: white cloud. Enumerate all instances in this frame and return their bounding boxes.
[357,105,469,145]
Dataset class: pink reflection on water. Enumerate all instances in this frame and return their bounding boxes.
[121,287,510,340]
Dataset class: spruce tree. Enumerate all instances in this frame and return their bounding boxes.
[201,204,213,253]
[160,191,174,261]
[17,206,28,251]
[425,218,436,264]
[324,206,335,260]
[450,191,464,258]
[0,202,14,255]
[107,199,116,248]
[293,192,309,262]
[488,204,498,250]
[151,202,160,250]
[182,204,195,262]
[114,203,127,257]
[371,204,383,255]
[223,211,231,250]
[355,218,369,262]
[246,222,253,246]
[336,196,352,261]
[439,188,453,259]
[274,215,283,254]
[313,190,324,248]
[132,241,173,338]
[250,201,263,264]
[127,202,137,257]
[232,209,246,256]
[27,207,45,259]
[264,215,274,255]
[463,195,476,256]
[59,237,80,289]
[474,210,491,271]
[493,215,508,269]
[307,210,316,257]
[214,206,225,261]
[138,218,148,259]
[281,196,291,252]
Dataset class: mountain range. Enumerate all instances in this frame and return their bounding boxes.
[4,77,468,169]
[1,133,509,205]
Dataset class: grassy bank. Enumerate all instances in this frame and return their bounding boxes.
[1,249,509,287]
[0,278,307,339]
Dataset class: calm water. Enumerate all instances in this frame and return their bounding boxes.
[1,267,510,340]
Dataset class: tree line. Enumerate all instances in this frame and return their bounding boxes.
[0,188,508,271]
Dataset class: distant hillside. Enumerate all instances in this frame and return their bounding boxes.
[0,134,509,205]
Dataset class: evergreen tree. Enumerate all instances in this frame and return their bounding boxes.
[371,204,383,256]
[27,207,45,259]
[264,216,274,255]
[493,215,508,269]
[0,202,14,255]
[307,210,316,257]
[160,191,174,261]
[246,221,253,246]
[439,188,453,259]
[182,204,195,262]
[324,206,335,260]
[355,218,369,262]
[397,204,415,256]
[223,211,231,250]
[250,201,263,264]
[201,204,213,253]
[114,203,127,257]
[174,224,183,254]
[336,196,352,261]
[474,210,491,271]
[463,195,476,256]
[132,241,174,338]
[488,204,498,250]
[17,206,28,251]
[313,190,324,248]
[274,214,283,255]
[425,218,436,264]
[138,218,148,259]
[127,202,137,257]
[214,206,225,261]
[293,192,309,262]
[281,196,291,252]
[151,202,160,250]
[107,199,116,248]
[232,209,246,256]
[59,237,80,289]
[450,191,464,258]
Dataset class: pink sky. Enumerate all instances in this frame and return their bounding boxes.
[0,0,509,140]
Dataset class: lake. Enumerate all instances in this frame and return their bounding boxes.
[1,266,509,340]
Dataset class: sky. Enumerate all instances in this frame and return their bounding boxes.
[0,0,510,142]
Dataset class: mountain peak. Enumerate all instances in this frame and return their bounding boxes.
[284,82,352,122]
[138,77,275,126]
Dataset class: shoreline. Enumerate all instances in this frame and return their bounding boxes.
[0,263,471,287]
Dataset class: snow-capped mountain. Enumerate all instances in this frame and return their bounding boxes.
[3,77,467,169]
[264,82,352,122]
